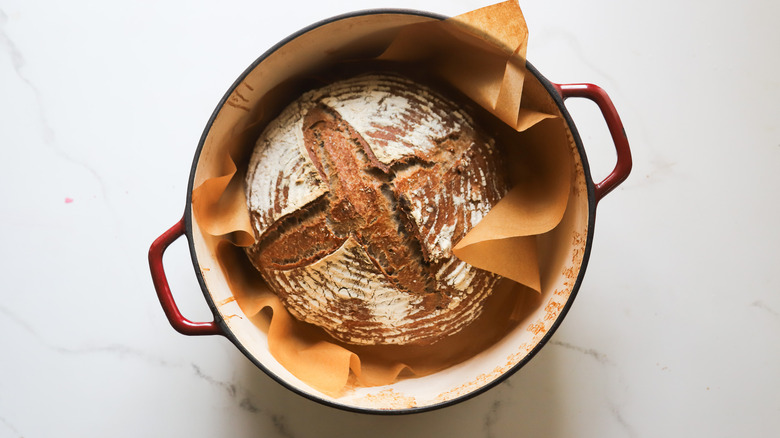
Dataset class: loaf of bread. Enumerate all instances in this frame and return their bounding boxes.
[245,73,508,345]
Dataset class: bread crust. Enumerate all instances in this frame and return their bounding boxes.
[245,73,508,345]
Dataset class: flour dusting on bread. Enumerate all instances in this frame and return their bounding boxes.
[245,73,508,345]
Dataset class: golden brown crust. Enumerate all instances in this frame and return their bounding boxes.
[245,73,508,345]
[246,197,345,270]
[301,105,431,296]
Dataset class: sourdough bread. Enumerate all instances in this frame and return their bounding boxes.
[245,73,508,345]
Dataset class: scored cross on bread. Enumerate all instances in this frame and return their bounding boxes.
[245,74,508,345]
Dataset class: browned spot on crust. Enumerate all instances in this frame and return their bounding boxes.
[393,135,507,263]
[247,196,345,271]
[302,104,431,295]
[244,74,509,345]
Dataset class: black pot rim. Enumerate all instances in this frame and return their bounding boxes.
[182,8,596,416]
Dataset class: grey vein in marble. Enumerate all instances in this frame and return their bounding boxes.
[0,306,268,420]
[549,339,614,365]
[239,397,260,414]
[270,414,296,438]
[58,344,177,368]
[0,304,176,367]
[550,339,637,435]
[607,401,637,438]
[535,27,619,93]
[3,303,285,429]
[0,11,24,72]
[190,363,265,415]
[0,415,23,438]
[482,400,503,438]
[191,363,238,397]
[2,303,293,433]
[187,364,297,436]
[0,304,37,335]
[0,9,109,202]
[751,300,779,318]
[0,9,54,146]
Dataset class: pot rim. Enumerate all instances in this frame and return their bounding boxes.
[182,8,597,415]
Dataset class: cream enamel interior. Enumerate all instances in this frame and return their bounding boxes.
[188,13,591,411]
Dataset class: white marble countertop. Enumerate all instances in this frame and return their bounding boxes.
[2,0,778,436]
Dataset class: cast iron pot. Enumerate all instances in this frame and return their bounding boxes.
[148,9,631,414]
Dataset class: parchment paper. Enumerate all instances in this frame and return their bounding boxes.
[189,0,572,396]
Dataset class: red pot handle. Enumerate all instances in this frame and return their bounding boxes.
[553,83,632,202]
[148,217,223,336]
